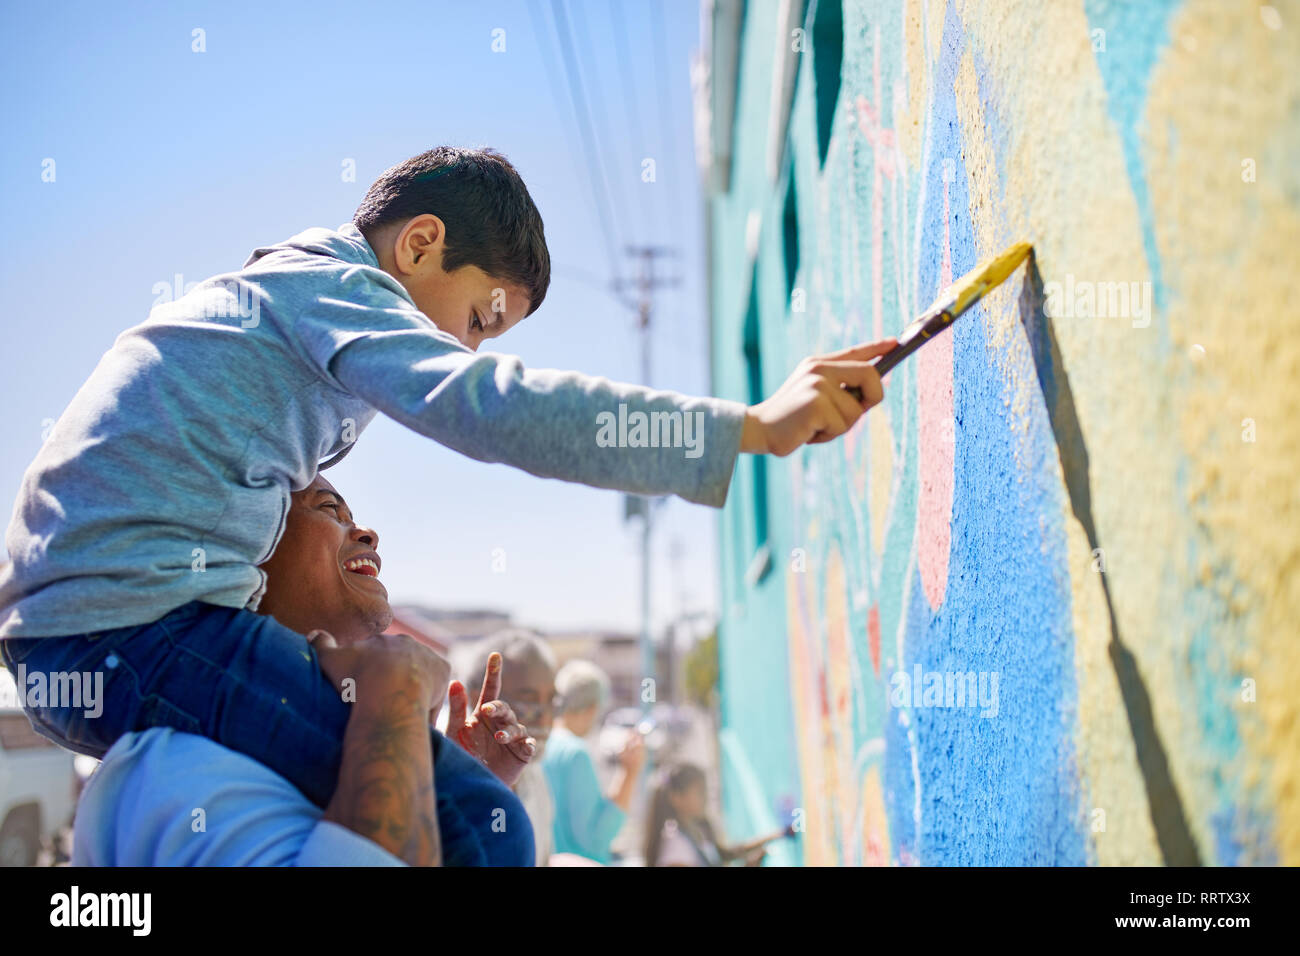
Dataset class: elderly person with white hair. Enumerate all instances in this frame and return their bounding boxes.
[541,659,644,864]
[459,630,561,866]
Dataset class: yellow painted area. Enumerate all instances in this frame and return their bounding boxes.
[1064,510,1163,864]
[899,0,929,170]
[859,765,892,866]
[868,406,895,557]
[944,0,1298,862]
[1146,0,1300,864]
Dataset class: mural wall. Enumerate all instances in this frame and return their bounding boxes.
[705,0,1298,865]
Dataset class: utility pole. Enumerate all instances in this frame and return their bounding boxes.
[615,247,680,722]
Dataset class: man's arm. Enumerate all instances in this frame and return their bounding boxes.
[72,631,448,867]
[314,631,447,867]
[322,678,440,866]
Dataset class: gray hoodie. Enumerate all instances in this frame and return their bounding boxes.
[0,223,745,638]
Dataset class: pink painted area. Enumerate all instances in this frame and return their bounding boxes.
[916,180,955,611]
[867,604,881,675]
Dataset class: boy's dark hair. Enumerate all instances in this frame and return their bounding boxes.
[354,146,550,316]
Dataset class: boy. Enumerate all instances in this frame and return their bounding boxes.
[0,146,892,863]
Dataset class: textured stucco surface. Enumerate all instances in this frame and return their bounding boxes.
[709,0,1298,865]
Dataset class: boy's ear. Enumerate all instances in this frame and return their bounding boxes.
[394,214,446,274]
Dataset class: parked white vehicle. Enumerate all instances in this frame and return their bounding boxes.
[0,667,76,866]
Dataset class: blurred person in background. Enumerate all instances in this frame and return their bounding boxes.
[459,630,563,866]
[542,659,644,864]
[644,762,788,867]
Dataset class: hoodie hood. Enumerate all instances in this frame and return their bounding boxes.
[243,222,379,270]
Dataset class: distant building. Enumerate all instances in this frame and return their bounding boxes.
[385,604,512,657]
[389,604,642,711]
[545,630,641,710]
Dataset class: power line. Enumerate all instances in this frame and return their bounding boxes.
[568,0,638,253]
[609,0,656,243]
[528,0,618,286]
[650,2,686,244]
[548,0,629,287]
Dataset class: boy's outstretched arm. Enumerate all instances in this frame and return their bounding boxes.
[290,265,894,508]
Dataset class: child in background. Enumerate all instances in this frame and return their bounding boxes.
[645,762,791,867]
[0,146,892,864]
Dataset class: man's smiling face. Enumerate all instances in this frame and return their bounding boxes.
[257,475,392,642]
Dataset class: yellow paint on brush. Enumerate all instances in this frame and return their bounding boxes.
[934,241,1032,318]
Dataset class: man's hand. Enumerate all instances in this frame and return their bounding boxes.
[740,339,897,456]
[310,629,450,724]
[445,652,536,788]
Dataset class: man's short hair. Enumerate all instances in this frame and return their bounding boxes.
[353,146,550,317]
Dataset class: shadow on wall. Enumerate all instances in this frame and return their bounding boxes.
[1017,254,1200,867]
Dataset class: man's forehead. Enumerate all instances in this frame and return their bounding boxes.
[302,474,340,499]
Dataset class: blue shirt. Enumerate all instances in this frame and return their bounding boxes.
[73,729,407,866]
[541,726,625,864]
[1,223,746,638]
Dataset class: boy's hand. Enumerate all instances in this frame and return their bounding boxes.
[740,339,897,456]
[445,652,536,788]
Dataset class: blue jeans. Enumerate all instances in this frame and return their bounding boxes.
[0,602,534,867]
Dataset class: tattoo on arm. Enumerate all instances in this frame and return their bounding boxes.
[325,688,440,866]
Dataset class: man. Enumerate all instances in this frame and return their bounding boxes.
[75,630,444,866]
[75,474,535,865]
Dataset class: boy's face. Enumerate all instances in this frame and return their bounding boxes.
[369,213,532,351]
[257,475,392,643]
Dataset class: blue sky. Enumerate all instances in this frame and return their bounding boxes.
[0,0,718,635]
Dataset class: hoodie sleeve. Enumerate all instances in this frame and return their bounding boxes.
[285,261,746,509]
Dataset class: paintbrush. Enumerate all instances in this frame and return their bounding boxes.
[845,241,1033,402]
